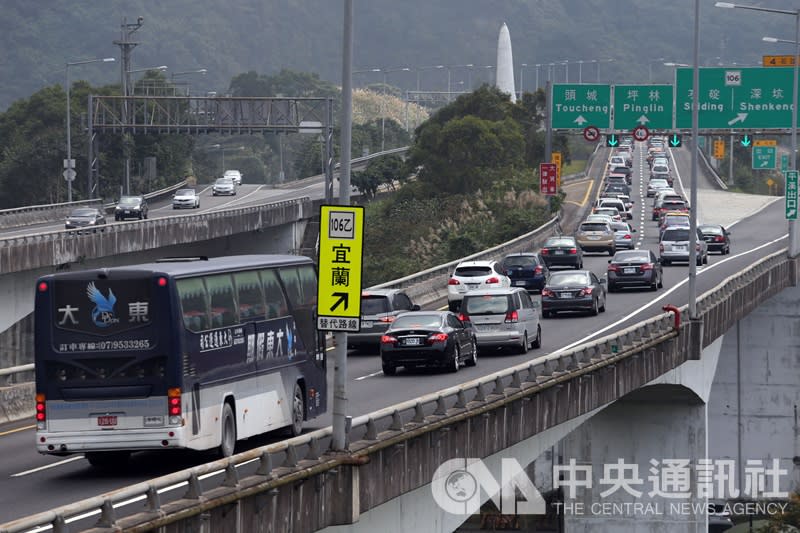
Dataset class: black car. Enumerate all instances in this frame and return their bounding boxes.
[501,253,549,292]
[65,208,106,230]
[539,236,583,269]
[380,311,477,375]
[603,183,631,196]
[607,249,663,292]
[114,195,149,221]
[347,289,420,352]
[698,224,731,255]
[541,270,607,317]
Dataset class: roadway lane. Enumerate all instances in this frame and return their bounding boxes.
[0,143,785,524]
[0,177,347,239]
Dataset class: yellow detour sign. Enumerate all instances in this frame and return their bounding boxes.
[754,139,777,147]
[713,139,725,159]
[552,152,562,188]
[317,205,364,332]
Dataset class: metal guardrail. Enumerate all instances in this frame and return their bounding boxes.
[273,146,409,190]
[697,144,729,190]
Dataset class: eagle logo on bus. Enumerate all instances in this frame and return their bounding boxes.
[87,282,119,328]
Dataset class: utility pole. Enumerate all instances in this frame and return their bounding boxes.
[113,16,143,198]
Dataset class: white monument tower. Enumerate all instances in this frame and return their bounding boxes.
[495,22,516,102]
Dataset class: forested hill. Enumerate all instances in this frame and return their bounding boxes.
[2,0,794,109]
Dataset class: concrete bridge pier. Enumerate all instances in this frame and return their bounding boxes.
[560,385,707,532]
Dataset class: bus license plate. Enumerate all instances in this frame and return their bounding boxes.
[97,415,118,426]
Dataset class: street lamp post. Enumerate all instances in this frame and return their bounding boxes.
[379,67,410,151]
[170,68,207,95]
[65,57,115,202]
[717,1,800,259]
[534,64,543,91]
[122,65,167,195]
[519,63,528,97]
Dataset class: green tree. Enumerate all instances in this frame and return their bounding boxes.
[759,492,800,532]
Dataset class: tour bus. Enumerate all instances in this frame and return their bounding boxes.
[33,255,326,467]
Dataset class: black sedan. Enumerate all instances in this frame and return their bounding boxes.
[380,311,477,375]
[114,195,148,220]
[699,224,731,254]
[501,252,549,292]
[539,236,583,269]
[541,270,607,317]
[65,208,106,230]
[607,249,663,292]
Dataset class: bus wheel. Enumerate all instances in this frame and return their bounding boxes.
[86,451,130,468]
[288,383,305,437]
[218,403,236,458]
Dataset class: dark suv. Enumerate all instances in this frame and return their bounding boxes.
[501,253,549,293]
[114,195,149,221]
[347,289,419,352]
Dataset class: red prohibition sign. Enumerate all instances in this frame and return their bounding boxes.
[632,125,649,142]
[583,126,600,142]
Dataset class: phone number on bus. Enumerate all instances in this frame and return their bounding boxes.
[58,339,152,352]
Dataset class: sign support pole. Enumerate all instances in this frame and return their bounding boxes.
[688,0,700,320]
[545,80,554,214]
[331,0,353,452]
[728,135,735,187]
[789,11,799,257]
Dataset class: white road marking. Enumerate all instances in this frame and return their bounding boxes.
[355,370,384,381]
[207,184,267,212]
[11,456,85,477]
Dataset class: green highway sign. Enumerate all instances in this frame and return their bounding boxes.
[787,170,798,219]
[782,153,790,172]
[552,84,611,129]
[676,67,796,129]
[752,146,776,170]
[613,84,673,130]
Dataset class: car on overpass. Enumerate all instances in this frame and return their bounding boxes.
[172,188,200,209]
[447,260,512,312]
[212,177,237,196]
[114,195,149,221]
[659,226,708,266]
[459,288,541,354]
[380,311,477,374]
[65,207,106,230]
[541,270,607,317]
[607,249,663,292]
[347,289,420,352]
[539,236,583,270]
[699,224,732,255]
[500,252,549,292]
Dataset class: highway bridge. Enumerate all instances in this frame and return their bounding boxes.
[0,143,794,532]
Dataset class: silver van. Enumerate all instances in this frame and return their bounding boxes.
[460,288,541,354]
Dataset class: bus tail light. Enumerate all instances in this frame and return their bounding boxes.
[36,393,46,428]
[168,387,182,424]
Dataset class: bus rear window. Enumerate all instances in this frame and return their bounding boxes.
[53,278,153,336]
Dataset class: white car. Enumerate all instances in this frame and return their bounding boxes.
[447,260,512,312]
[172,188,200,209]
[212,177,236,196]
[223,170,242,186]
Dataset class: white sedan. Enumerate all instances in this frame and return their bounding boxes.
[172,189,200,209]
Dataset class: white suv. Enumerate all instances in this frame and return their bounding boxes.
[447,260,511,312]
[223,169,242,185]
